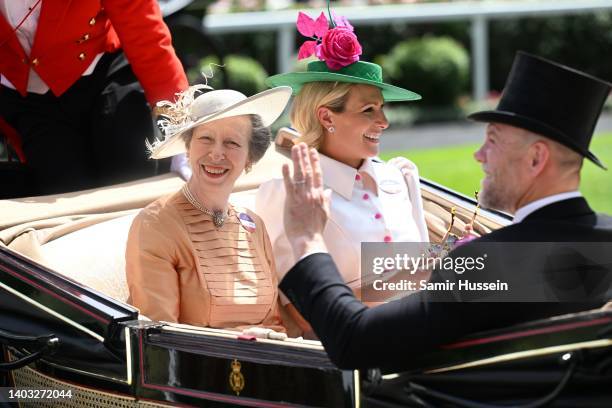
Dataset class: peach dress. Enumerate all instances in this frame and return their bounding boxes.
[126,190,284,331]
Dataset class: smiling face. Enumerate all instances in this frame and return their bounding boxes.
[319,84,389,168]
[187,115,252,199]
[473,123,534,212]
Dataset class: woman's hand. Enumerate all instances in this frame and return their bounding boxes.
[282,143,331,261]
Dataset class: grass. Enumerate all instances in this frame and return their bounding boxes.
[380,132,612,214]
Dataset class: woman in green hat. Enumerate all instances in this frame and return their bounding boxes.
[256,10,429,337]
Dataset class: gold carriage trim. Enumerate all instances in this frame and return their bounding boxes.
[424,338,612,374]
[9,363,170,408]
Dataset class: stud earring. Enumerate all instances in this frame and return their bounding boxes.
[328,126,335,133]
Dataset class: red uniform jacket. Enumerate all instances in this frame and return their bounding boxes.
[0,0,188,105]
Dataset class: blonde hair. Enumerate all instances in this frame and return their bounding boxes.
[290,82,353,149]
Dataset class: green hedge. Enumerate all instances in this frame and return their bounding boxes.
[174,9,612,106]
[382,36,469,108]
[188,55,269,95]
[488,12,612,91]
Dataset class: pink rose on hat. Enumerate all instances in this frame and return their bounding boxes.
[296,11,362,70]
[315,27,362,70]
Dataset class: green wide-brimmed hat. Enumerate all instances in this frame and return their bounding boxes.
[266,60,421,102]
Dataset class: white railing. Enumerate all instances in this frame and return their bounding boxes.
[203,0,612,100]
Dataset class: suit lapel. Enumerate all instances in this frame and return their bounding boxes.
[31,0,72,57]
[523,197,595,223]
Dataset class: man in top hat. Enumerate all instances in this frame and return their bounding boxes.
[447,51,612,299]
[275,52,612,371]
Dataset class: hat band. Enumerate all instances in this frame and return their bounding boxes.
[306,61,383,83]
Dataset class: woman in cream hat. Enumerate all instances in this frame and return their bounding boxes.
[256,10,429,337]
[126,85,292,333]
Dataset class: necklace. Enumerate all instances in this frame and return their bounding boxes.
[181,184,228,228]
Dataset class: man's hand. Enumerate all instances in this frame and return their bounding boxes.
[282,143,331,260]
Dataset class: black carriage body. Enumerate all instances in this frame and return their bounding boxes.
[0,172,610,407]
[365,310,612,407]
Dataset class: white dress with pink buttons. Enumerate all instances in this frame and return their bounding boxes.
[255,154,429,302]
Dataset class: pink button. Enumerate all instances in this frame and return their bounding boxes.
[362,193,369,200]
[375,213,382,219]
[355,174,361,181]
[384,235,392,243]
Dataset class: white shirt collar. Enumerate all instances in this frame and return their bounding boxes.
[318,154,379,200]
[513,191,582,223]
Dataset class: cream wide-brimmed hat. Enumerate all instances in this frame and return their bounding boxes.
[149,86,292,159]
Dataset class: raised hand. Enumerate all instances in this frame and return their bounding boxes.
[282,143,331,261]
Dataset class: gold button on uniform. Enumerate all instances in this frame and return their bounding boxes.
[89,17,96,26]
[77,34,90,44]
[78,53,86,61]
[31,58,40,66]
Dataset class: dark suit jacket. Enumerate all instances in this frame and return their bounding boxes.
[279,198,612,371]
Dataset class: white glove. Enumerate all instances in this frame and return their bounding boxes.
[388,156,429,242]
[388,156,418,176]
[171,153,192,181]
[241,327,287,341]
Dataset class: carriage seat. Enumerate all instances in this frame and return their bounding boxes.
[41,213,137,303]
[3,189,260,306]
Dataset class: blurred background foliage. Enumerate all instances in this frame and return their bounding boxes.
[381,36,469,108]
[189,55,269,94]
[380,132,612,213]
[488,12,612,90]
[172,5,612,119]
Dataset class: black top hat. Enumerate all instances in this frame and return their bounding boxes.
[469,51,611,169]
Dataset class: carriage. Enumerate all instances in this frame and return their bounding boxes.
[1,139,611,407]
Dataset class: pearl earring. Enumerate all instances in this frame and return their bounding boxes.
[328,126,335,133]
